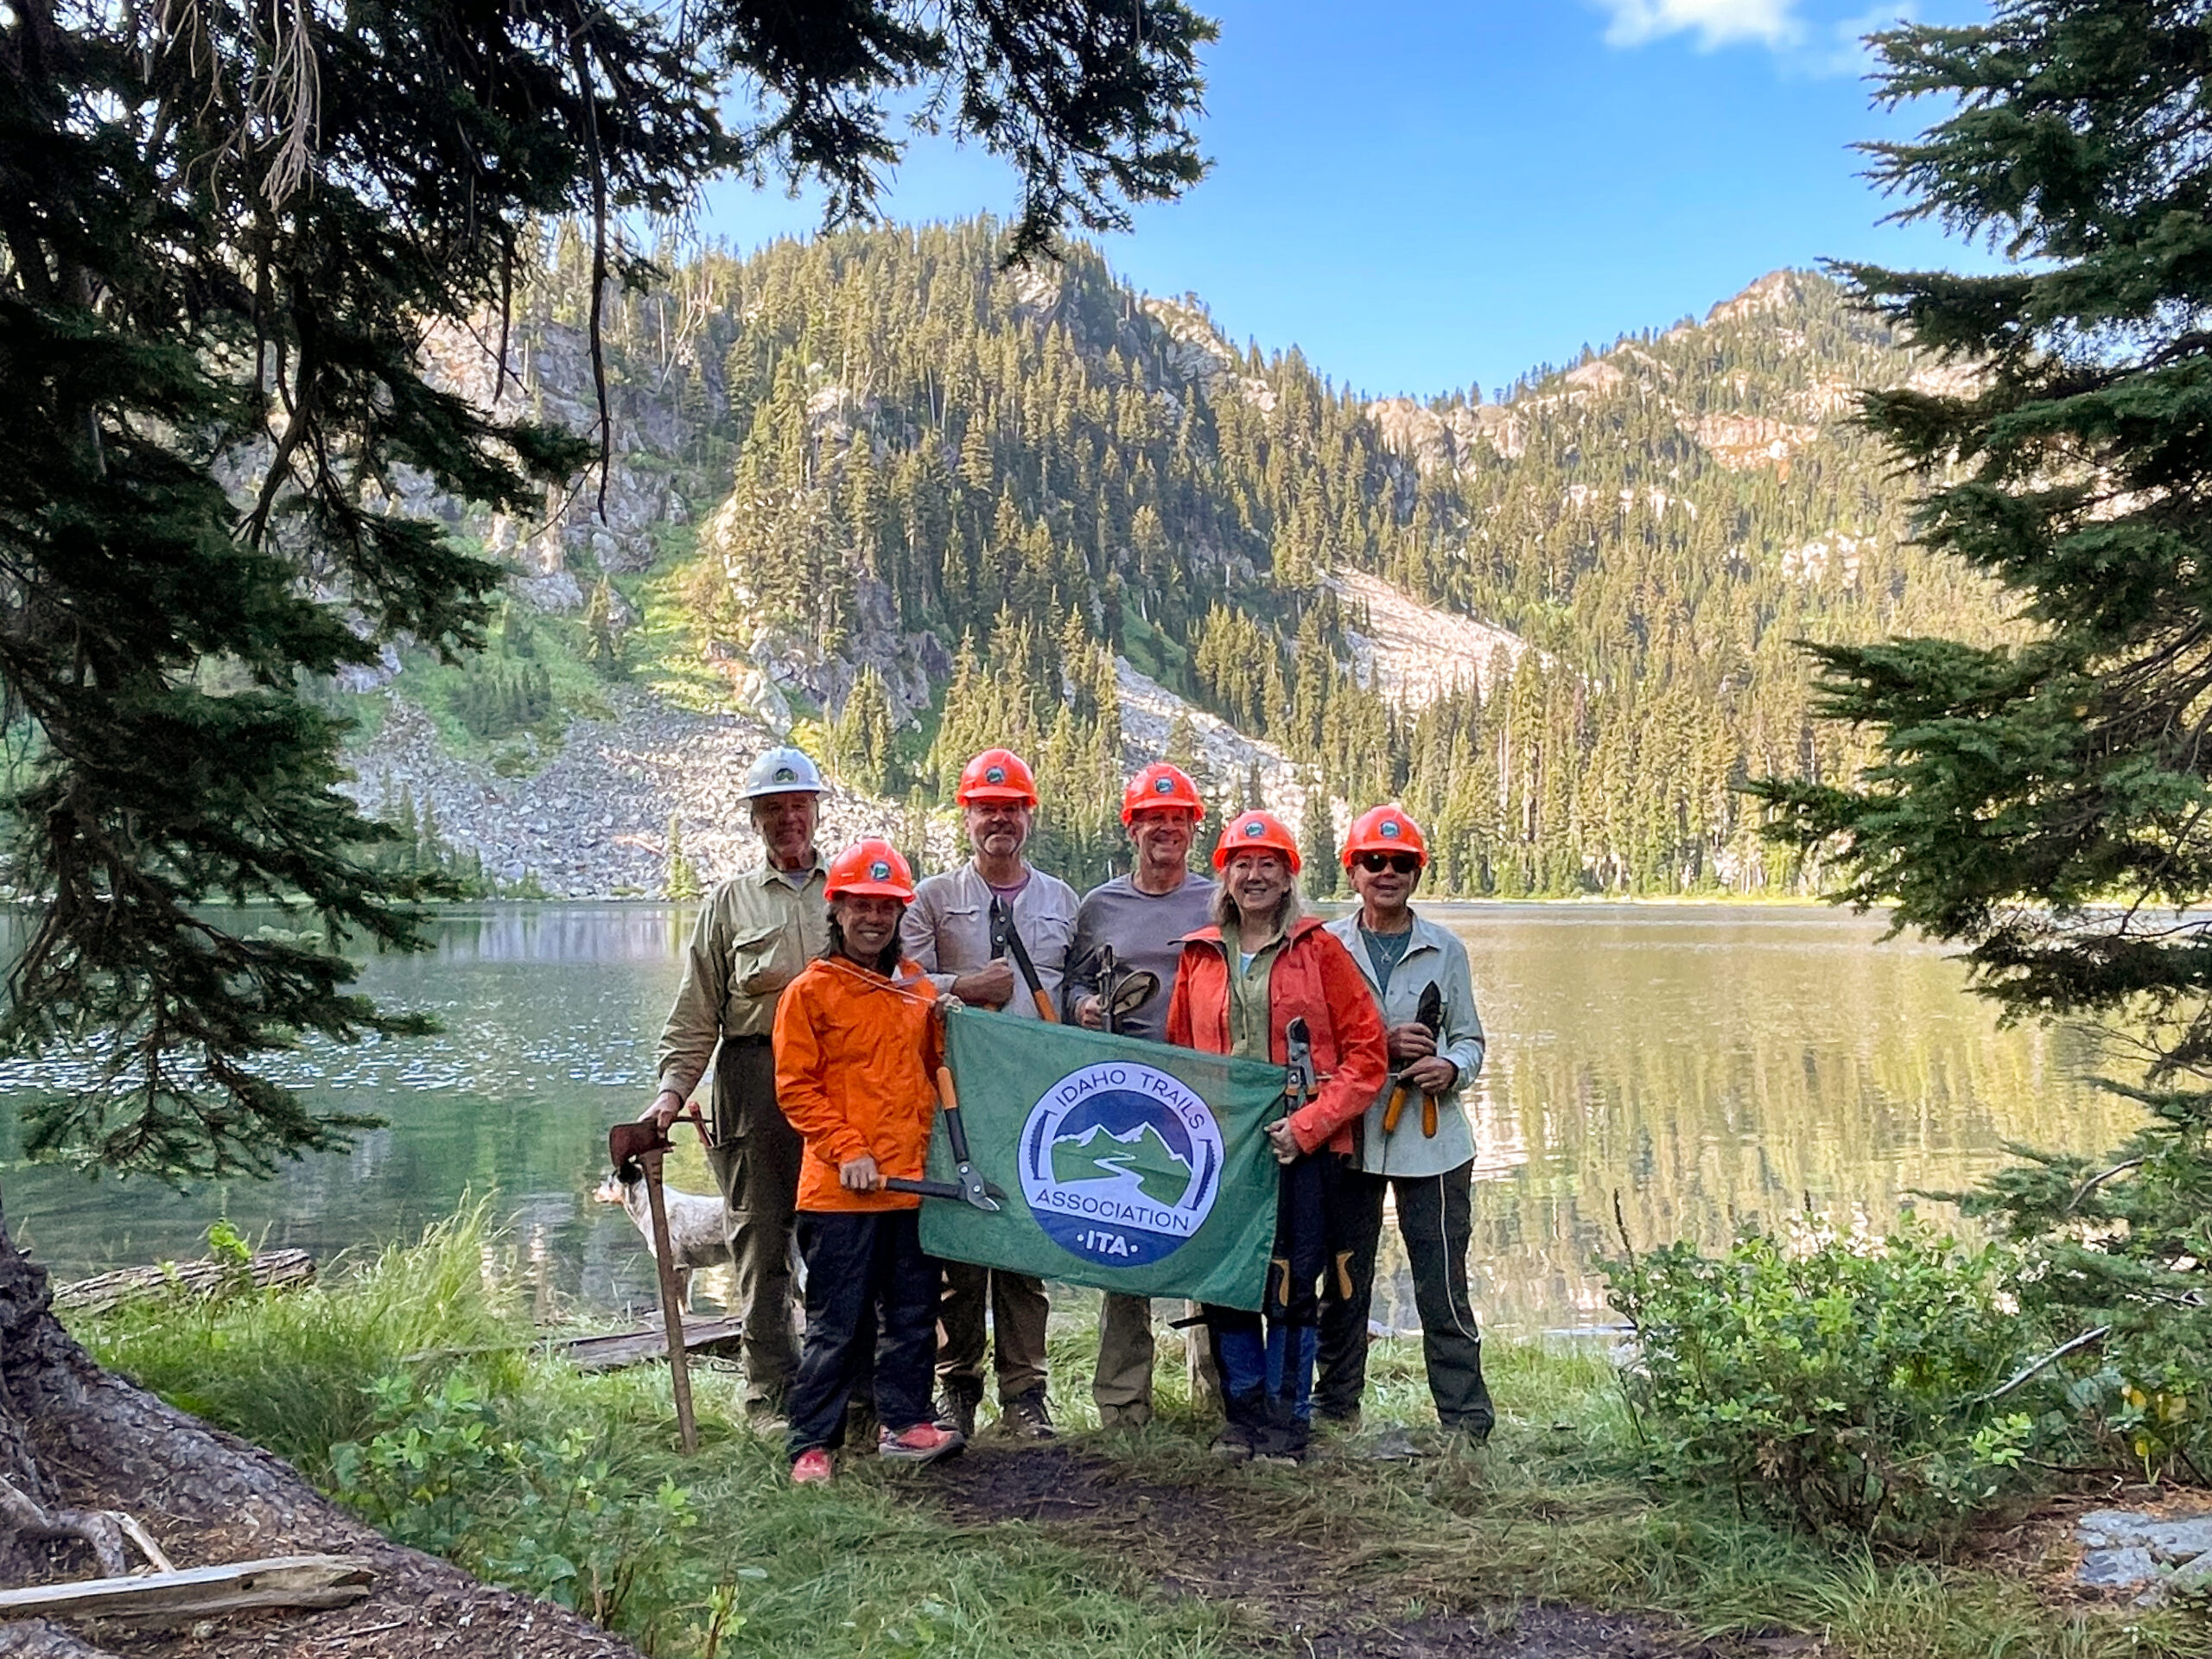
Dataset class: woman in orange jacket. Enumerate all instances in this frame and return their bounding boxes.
[1166,810,1388,1462]
[773,839,965,1484]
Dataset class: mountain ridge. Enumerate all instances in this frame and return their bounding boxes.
[340,226,2007,898]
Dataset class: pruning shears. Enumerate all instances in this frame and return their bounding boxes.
[988,895,1059,1023]
[1382,980,1445,1138]
[1283,1016,1317,1116]
[1095,944,1162,1034]
[883,1062,1005,1212]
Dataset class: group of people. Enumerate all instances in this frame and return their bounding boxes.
[644,741,1493,1484]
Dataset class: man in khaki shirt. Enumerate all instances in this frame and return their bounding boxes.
[646,747,830,1425]
[899,747,1077,1439]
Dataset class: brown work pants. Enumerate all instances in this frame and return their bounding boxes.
[704,1035,803,1412]
[936,1264,1049,1403]
[1092,1293,1220,1427]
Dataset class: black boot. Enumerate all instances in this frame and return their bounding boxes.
[1211,1389,1264,1464]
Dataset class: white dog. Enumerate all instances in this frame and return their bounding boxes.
[592,1166,731,1311]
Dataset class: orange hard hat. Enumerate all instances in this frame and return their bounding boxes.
[1212,810,1302,874]
[824,838,917,901]
[1342,804,1428,868]
[956,747,1039,807]
[1121,761,1205,824]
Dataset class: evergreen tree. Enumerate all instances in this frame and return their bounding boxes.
[1300,779,1339,899]
[0,0,1215,1568]
[664,813,704,902]
[1755,1,2212,1070]
[583,576,628,679]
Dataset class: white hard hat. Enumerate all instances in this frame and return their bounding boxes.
[740,747,829,801]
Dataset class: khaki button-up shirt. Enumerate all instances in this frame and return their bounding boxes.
[899,862,1078,1018]
[655,856,830,1097]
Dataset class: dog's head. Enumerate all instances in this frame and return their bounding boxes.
[592,1161,645,1206]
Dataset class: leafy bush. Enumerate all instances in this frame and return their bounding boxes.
[1605,1217,2044,1550]
[331,1371,709,1629]
[1961,1079,2212,1484]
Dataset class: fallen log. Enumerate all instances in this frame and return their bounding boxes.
[51,1250,315,1318]
[558,1315,744,1374]
[0,1554,373,1624]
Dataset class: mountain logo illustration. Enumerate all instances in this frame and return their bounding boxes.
[1018,1061,1226,1270]
[1050,1122,1192,1206]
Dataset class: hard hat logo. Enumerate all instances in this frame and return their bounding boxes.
[1244,821,1263,837]
[741,747,830,801]
[986,766,1007,785]
[1154,776,1173,793]
[869,861,891,881]
[1380,819,1401,838]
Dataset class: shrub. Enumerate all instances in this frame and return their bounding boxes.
[330,1371,709,1628]
[1605,1217,2045,1550]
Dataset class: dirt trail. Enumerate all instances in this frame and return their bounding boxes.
[930,1445,1823,1659]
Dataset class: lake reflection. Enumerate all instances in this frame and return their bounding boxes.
[0,904,2139,1333]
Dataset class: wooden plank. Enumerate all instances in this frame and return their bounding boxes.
[0,1554,372,1624]
[558,1315,744,1374]
[54,1251,316,1318]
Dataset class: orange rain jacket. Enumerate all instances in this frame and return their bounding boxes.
[1166,914,1389,1157]
[772,954,943,1213]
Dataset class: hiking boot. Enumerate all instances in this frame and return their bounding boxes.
[999,1386,1056,1440]
[790,1448,834,1485]
[880,1421,967,1465]
[933,1383,980,1439]
[1210,1422,1256,1464]
[1097,1401,1153,1432]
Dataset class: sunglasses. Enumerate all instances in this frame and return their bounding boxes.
[1356,852,1421,875]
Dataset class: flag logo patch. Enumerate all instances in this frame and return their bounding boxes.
[1018,1061,1224,1268]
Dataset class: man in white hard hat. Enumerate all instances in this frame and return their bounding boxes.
[645,746,830,1429]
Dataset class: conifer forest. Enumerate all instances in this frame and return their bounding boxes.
[479,219,2007,897]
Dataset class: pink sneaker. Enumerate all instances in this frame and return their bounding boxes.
[790,1448,834,1484]
[878,1421,966,1465]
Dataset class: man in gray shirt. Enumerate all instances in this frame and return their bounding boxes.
[902,747,1077,1440]
[1064,761,1218,1428]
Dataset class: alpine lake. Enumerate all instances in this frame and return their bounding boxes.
[0,903,2141,1337]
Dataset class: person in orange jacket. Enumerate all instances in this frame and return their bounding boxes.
[1166,810,1388,1463]
[773,838,966,1484]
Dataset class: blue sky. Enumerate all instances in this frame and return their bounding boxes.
[700,0,1996,402]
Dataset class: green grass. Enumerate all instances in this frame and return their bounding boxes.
[67,1211,2212,1659]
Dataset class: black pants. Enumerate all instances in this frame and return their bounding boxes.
[785,1210,938,1461]
[1316,1160,1494,1434]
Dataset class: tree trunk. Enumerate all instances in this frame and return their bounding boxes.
[0,1191,644,1659]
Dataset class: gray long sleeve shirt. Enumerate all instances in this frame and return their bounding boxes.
[899,861,1078,1018]
[1325,909,1486,1179]
[1060,872,1219,1045]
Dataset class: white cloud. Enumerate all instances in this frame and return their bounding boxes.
[1596,0,1805,50]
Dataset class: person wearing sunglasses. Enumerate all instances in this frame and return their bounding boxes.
[1317,805,1494,1445]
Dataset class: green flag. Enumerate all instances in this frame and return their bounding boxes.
[920,1007,1287,1311]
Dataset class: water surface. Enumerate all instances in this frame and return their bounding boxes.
[0,904,2135,1332]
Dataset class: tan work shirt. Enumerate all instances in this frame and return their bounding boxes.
[655,856,830,1096]
[899,861,1078,1019]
